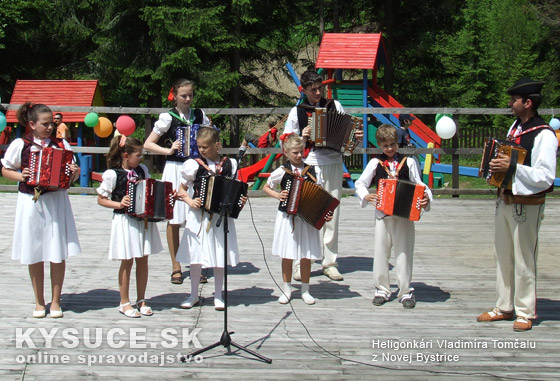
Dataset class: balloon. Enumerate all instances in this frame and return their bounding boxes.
[435,116,456,139]
[115,115,136,136]
[549,117,560,130]
[435,113,453,124]
[0,112,6,133]
[84,112,99,127]
[94,117,113,138]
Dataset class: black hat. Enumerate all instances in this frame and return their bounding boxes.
[507,77,545,96]
[399,114,416,123]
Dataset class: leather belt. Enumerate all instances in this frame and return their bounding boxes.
[499,193,545,205]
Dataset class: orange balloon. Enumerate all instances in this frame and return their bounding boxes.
[94,117,113,138]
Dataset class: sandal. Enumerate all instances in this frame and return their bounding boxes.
[136,299,153,316]
[171,270,183,284]
[119,302,141,318]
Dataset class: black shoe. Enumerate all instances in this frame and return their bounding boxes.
[200,274,208,284]
[372,296,387,306]
[402,295,416,309]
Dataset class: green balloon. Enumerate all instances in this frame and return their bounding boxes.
[84,112,99,127]
[435,113,453,123]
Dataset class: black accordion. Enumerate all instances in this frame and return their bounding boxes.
[376,179,426,221]
[198,175,248,219]
[279,174,340,230]
[308,108,362,156]
[126,179,175,222]
[479,138,527,189]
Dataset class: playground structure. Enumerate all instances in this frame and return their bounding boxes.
[239,33,445,189]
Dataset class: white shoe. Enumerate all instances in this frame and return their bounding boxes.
[214,298,225,311]
[278,292,291,304]
[293,261,301,281]
[301,292,315,305]
[323,266,343,281]
[180,296,199,309]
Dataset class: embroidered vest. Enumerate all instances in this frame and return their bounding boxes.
[372,154,411,188]
[192,157,232,198]
[166,107,204,163]
[112,166,146,215]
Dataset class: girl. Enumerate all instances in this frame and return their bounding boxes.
[176,127,246,311]
[263,134,330,305]
[97,136,163,318]
[144,79,210,285]
[1,102,81,318]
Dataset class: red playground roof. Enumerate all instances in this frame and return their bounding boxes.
[6,80,104,123]
[316,33,388,70]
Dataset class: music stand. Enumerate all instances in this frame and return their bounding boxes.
[182,159,271,364]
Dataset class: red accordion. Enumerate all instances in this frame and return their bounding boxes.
[279,174,339,230]
[126,178,174,221]
[376,179,425,221]
[27,147,74,190]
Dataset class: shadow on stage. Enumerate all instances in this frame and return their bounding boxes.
[534,298,560,326]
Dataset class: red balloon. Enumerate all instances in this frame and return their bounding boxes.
[116,115,136,136]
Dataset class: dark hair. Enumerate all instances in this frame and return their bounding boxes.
[106,135,143,169]
[196,126,220,144]
[16,102,52,126]
[300,70,322,89]
[172,78,194,97]
[54,113,63,119]
[376,124,398,143]
[523,94,542,110]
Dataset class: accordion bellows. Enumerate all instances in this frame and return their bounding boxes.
[126,179,174,221]
[279,175,340,229]
[308,108,362,156]
[199,175,248,219]
[376,179,425,221]
[27,147,73,190]
[479,138,527,189]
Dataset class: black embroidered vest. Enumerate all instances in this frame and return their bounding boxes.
[112,166,146,215]
[166,107,204,163]
[372,154,411,188]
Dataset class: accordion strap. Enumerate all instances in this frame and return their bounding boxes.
[379,156,408,179]
[195,157,228,175]
[168,110,191,125]
[281,165,317,183]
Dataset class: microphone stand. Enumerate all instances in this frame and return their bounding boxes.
[182,151,271,364]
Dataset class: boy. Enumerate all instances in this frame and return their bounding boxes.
[355,124,431,308]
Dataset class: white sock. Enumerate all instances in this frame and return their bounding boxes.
[189,264,202,298]
[213,267,224,300]
[301,283,315,305]
[278,282,291,304]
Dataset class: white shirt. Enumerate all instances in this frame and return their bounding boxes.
[507,121,557,195]
[355,157,432,219]
[284,100,344,166]
[152,109,210,137]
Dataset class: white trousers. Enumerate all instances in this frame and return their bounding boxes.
[317,161,343,268]
[373,216,415,299]
[494,200,544,319]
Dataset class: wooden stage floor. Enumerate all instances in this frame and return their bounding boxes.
[0,193,559,380]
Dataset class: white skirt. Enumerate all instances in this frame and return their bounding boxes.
[176,207,239,268]
[162,160,187,225]
[107,213,163,260]
[12,191,81,265]
[271,211,321,260]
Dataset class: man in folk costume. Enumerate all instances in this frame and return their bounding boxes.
[477,78,557,331]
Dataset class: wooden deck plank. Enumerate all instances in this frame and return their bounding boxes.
[0,193,559,379]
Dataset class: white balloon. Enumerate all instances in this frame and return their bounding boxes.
[549,117,560,130]
[435,116,456,139]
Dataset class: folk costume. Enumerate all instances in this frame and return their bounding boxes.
[491,79,557,321]
[96,164,163,260]
[267,162,324,261]
[176,156,240,268]
[152,107,210,226]
[355,154,432,303]
[284,98,344,269]
[1,136,81,264]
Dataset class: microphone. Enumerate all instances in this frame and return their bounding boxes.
[237,145,247,162]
